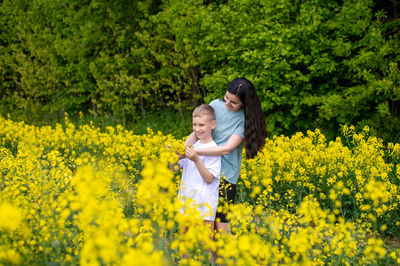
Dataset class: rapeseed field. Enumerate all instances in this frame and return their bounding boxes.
[0,115,399,265]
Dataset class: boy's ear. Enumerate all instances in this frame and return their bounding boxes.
[211,119,216,129]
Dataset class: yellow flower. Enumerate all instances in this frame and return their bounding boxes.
[0,202,23,232]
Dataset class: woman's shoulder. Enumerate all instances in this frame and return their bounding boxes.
[209,99,223,106]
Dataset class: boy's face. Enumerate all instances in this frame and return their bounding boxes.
[192,114,216,141]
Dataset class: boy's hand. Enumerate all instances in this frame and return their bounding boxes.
[168,143,185,158]
[185,148,199,162]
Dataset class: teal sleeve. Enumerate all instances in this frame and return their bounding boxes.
[234,119,244,139]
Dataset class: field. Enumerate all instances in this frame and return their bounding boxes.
[0,115,399,265]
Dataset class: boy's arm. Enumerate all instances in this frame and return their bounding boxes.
[168,149,182,172]
[169,161,182,172]
[185,148,215,184]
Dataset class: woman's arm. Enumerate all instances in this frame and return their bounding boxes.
[195,134,243,157]
[185,131,198,147]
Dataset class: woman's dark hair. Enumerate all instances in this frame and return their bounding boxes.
[227,78,268,159]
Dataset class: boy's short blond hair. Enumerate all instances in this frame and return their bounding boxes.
[192,104,216,120]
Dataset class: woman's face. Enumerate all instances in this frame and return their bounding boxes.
[224,91,243,112]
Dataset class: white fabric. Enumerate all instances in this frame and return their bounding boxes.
[178,140,221,221]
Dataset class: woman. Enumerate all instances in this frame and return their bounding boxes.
[185,77,267,234]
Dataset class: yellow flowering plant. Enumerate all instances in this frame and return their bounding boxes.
[0,115,399,265]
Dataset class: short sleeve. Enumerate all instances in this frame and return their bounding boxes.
[233,119,245,139]
[209,99,218,108]
[204,155,221,180]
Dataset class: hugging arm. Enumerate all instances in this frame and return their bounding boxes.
[195,134,243,157]
[185,131,198,147]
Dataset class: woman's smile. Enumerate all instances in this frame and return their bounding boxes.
[224,91,243,112]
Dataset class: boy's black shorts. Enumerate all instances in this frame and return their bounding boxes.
[215,178,237,223]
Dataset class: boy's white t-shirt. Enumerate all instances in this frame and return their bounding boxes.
[178,140,221,221]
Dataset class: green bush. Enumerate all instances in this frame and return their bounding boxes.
[1,0,399,141]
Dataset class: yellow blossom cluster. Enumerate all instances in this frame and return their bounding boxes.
[0,116,399,265]
[241,126,400,235]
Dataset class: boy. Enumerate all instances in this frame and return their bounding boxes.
[171,104,221,232]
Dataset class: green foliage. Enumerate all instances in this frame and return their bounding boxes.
[0,0,155,123]
[0,0,399,141]
[192,0,400,141]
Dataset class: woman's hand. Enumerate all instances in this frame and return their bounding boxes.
[185,131,198,147]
